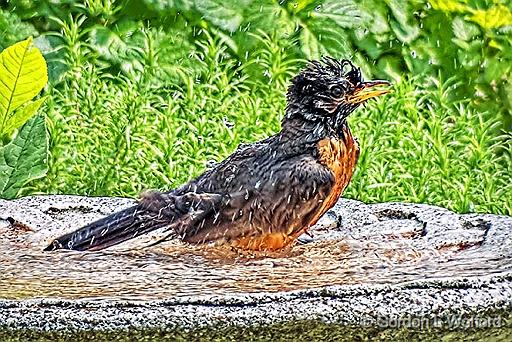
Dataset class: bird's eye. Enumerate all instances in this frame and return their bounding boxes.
[330,85,344,97]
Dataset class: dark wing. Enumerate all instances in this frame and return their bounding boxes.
[168,153,335,245]
[98,143,336,247]
[173,136,275,195]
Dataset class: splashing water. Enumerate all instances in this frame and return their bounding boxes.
[0,196,510,301]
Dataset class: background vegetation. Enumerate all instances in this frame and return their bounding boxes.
[0,38,48,199]
[1,0,511,214]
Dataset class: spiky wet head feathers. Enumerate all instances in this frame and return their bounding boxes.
[286,57,363,121]
[300,58,362,87]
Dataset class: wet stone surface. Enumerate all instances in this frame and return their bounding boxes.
[0,195,511,333]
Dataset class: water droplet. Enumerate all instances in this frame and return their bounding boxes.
[223,117,234,129]
[205,160,216,168]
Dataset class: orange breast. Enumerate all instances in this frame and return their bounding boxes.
[232,129,360,251]
[307,129,360,228]
[231,232,292,251]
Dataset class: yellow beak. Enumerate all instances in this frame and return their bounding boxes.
[347,80,391,104]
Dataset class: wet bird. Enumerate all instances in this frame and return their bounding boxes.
[45,57,390,252]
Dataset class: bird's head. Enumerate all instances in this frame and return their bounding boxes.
[286,57,390,126]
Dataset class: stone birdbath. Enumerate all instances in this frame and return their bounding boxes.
[0,195,511,340]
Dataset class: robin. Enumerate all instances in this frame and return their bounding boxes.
[45,57,390,252]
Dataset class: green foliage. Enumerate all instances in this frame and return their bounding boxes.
[5,0,510,120]
[36,34,285,196]
[424,0,512,125]
[0,38,48,137]
[25,31,512,215]
[0,38,48,199]
[346,77,512,215]
[2,1,511,214]
[0,115,48,199]
[0,9,37,50]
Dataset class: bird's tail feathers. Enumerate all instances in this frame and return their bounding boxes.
[44,190,225,251]
[44,205,170,251]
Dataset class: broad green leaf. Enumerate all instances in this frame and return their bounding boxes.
[390,20,420,44]
[386,0,411,27]
[456,40,482,68]
[452,17,480,41]
[311,0,368,28]
[89,25,145,75]
[366,7,390,36]
[194,0,246,32]
[2,97,45,137]
[484,56,511,83]
[301,26,321,60]
[0,114,48,199]
[89,25,129,61]
[301,20,352,59]
[0,9,37,50]
[352,34,382,59]
[143,0,193,12]
[0,37,47,133]
[387,0,419,44]
[243,2,293,38]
